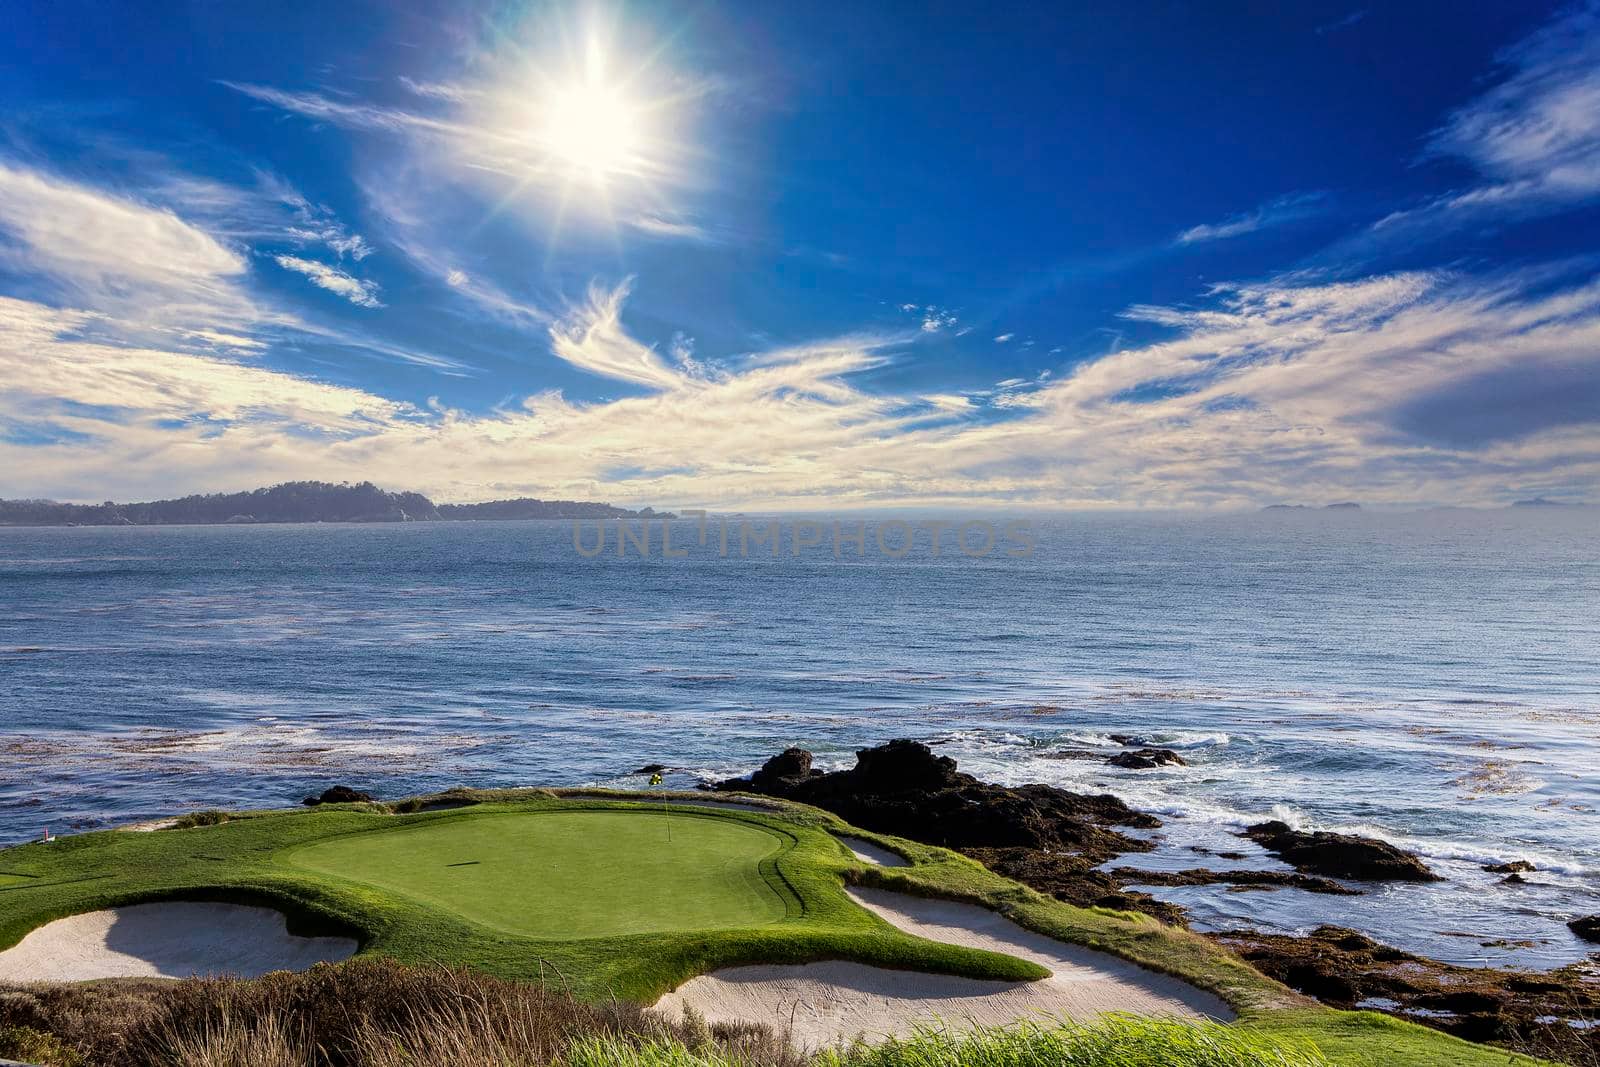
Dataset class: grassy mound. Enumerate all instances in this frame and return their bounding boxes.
[286,811,789,939]
[0,795,1042,999]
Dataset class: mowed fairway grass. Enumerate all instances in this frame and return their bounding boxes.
[286,811,789,939]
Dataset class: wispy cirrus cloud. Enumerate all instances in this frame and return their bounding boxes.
[549,279,687,389]
[1428,3,1600,208]
[1175,191,1327,245]
[0,161,256,330]
[223,81,479,142]
[273,255,384,308]
[0,160,475,380]
[1362,3,1600,244]
[628,214,716,242]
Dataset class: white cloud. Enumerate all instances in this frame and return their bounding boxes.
[0,297,407,429]
[289,226,372,260]
[5,266,1598,510]
[922,394,974,413]
[0,162,257,331]
[994,333,1014,343]
[273,255,384,308]
[1364,5,1600,244]
[446,269,469,287]
[549,279,686,389]
[224,82,476,141]
[1429,5,1600,204]
[398,76,482,103]
[669,330,710,377]
[893,302,959,333]
[628,215,715,242]
[1176,192,1326,245]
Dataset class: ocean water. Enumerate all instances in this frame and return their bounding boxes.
[2,509,1597,970]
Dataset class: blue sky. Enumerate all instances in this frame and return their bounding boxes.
[1,1,1598,507]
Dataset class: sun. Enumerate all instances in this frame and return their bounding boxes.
[539,38,647,185]
[544,81,640,180]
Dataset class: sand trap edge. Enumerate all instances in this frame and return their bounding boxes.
[0,901,358,983]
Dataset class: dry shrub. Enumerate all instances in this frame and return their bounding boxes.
[0,958,798,1067]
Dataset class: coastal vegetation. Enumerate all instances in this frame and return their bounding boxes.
[0,481,664,526]
[0,960,1322,1067]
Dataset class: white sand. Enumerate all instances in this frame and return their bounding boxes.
[0,902,357,982]
[837,836,911,867]
[655,887,1232,1049]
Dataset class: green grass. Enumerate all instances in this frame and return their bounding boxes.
[560,1017,1330,1067]
[818,1016,1331,1067]
[0,795,1043,1001]
[0,789,1555,1066]
[286,811,790,939]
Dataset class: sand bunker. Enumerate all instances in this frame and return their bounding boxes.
[655,887,1232,1048]
[837,836,911,867]
[0,902,357,982]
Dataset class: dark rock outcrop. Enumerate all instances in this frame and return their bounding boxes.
[1242,821,1439,882]
[1569,915,1600,943]
[717,739,1156,856]
[717,740,1173,918]
[1484,860,1536,874]
[632,763,668,775]
[745,747,819,790]
[1109,866,1360,896]
[1106,747,1186,769]
[1214,925,1600,1052]
[303,785,375,807]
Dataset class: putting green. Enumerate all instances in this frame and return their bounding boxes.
[285,810,789,939]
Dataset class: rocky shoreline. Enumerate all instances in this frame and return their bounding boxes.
[712,739,1600,1064]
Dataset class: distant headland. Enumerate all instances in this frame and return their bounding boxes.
[0,481,673,527]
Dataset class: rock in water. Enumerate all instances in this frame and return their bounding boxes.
[1242,821,1439,881]
[1214,925,1600,1046]
[1106,747,1187,769]
[1570,915,1600,943]
[746,747,819,790]
[303,785,375,807]
[852,739,960,790]
[716,739,1156,856]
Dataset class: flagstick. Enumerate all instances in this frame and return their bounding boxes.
[650,773,671,842]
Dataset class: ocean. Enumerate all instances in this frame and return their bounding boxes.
[2,508,1596,971]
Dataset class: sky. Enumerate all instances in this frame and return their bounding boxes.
[1,1,1598,509]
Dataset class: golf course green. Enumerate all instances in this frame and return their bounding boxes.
[0,789,1551,1065]
[0,793,1044,1000]
[285,810,789,938]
